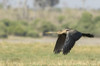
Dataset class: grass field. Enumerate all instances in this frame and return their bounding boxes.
[0,41,100,66]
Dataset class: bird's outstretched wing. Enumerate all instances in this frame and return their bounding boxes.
[63,31,82,55]
[63,36,75,55]
[54,34,66,54]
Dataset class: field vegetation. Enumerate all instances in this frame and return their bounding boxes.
[0,42,100,66]
[0,9,100,38]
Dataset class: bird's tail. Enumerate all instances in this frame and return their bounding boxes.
[82,33,94,37]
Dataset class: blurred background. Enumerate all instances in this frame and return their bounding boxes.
[0,0,100,38]
[0,0,100,65]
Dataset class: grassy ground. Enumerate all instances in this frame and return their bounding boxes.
[0,41,100,66]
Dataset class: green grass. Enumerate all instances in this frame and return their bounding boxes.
[0,42,100,66]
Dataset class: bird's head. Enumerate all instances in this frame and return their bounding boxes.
[66,29,70,31]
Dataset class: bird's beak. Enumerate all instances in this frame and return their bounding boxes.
[60,30,67,34]
[46,30,67,34]
[45,32,59,34]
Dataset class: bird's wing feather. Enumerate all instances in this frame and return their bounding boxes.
[63,31,82,55]
[54,34,66,54]
[63,36,75,55]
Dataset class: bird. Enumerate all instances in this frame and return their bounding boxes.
[46,29,94,55]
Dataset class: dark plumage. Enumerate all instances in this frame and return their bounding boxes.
[47,29,94,55]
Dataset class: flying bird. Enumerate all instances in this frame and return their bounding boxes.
[46,29,94,55]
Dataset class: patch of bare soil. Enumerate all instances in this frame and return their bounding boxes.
[0,37,100,45]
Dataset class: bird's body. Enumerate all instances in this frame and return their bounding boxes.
[47,29,94,55]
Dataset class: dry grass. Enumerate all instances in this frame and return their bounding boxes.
[0,41,100,66]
